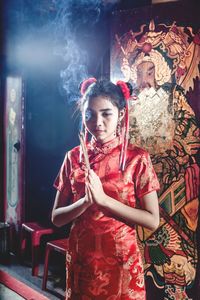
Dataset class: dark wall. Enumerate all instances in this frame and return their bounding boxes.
[25,71,78,223]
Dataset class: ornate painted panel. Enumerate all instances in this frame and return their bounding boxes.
[4,76,25,230]
[111,6,200,300]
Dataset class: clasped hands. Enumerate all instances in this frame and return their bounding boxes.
[84,169,107,207]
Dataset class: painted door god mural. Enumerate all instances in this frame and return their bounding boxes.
[4,77,25,230]
[111,17,200,300]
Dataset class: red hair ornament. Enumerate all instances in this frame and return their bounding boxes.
[80,77,97,95]
[116,80,132,171]
[116,80,131,100]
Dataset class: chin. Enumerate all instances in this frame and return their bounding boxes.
[96,137,105,143]
[93,133,105,140]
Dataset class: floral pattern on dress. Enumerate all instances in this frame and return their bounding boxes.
[54,137,160,300]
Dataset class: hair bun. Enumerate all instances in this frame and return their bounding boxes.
[126,82,133,97]
[116,80,133,100]
[80,78,97,95]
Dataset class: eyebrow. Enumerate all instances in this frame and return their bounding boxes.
[148,65,155,71]
[137,65,155,73]
[87,108,113,112]
[100,108,113,112]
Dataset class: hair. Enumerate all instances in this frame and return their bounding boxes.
[79,79,132,111]
[79,78,133,170]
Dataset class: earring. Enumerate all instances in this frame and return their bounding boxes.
[116,119,121,136]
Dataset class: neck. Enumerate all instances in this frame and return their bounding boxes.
[92,136,120,146]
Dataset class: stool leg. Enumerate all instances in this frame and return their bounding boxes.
[20,229,26,262]
[32,243,40,276]
[42,246,51,290]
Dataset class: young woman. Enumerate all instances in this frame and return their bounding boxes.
[52,78,160,300]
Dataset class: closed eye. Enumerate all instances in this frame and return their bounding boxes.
[102,112,113,117]
[85,108,114,121]
[148,66,155,76]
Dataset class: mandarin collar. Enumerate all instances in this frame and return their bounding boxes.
[89,137,121,155]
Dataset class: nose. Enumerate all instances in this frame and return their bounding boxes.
[96,114,103,127]
[138,78,152,91]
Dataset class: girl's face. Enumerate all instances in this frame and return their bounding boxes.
[83,96,121,144]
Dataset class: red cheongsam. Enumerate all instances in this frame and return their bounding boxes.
[54,137,160,300]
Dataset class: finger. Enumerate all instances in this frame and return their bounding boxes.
[87,174,95,186]
[88,183,95,195]
[88,171,100,183]
[89,169,95,174]
[88,169,98,179]
[85,172,89,182]
[86,184,94,201]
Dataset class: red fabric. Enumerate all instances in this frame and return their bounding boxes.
[54,137,160,300]
[80,78,97,95]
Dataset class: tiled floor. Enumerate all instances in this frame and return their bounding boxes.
[0,284,25,300]
[0,253,65,300]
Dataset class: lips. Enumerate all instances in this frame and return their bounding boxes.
[93,129,105,136]
[94,129,104,134]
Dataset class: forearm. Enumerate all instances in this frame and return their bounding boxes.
[102,195,159,230]
[87,169,159,230]
[52,197,89,227]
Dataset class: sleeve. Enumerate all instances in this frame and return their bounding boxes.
[135,151,160,199]
[53,152,73,197]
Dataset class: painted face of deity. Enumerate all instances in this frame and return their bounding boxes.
[136,61,156,91]
[83,96,120,144]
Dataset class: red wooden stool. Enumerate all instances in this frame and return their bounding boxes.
[42,238,69,291]
[20,222,56,276]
